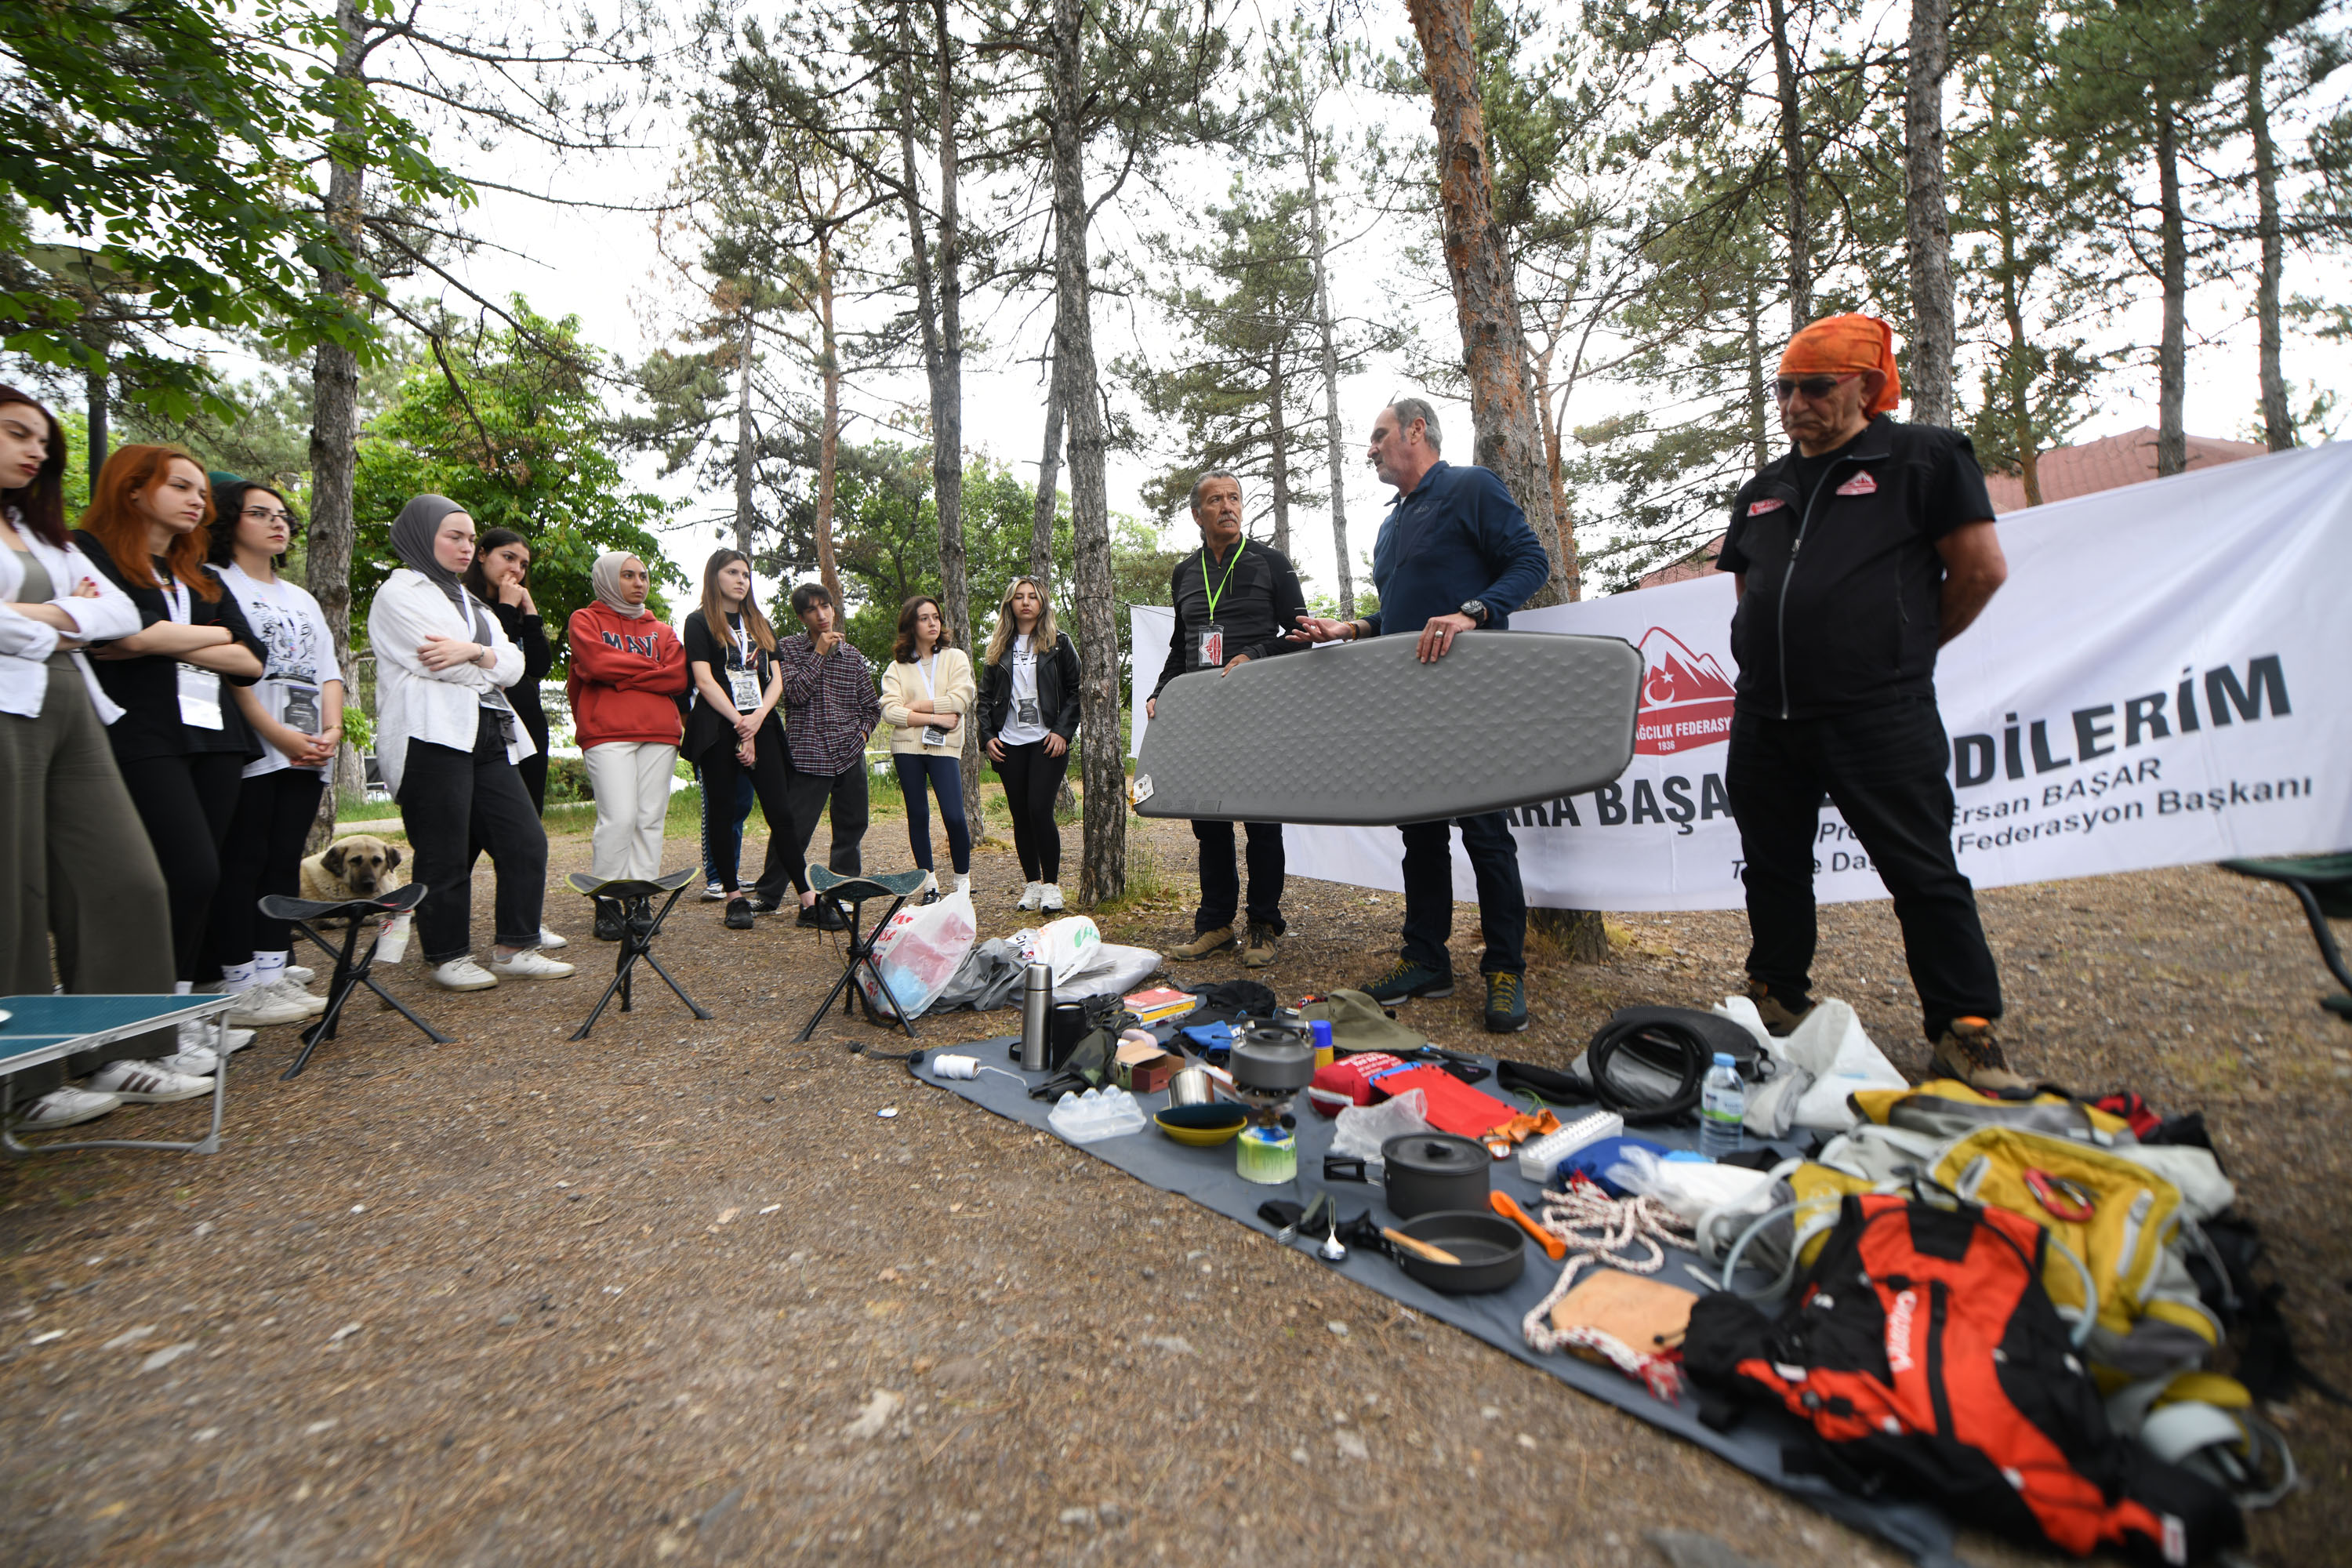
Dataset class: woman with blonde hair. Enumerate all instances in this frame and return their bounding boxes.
[879,593,975,902]
[976,576,1080,911]
[680,548,805,930]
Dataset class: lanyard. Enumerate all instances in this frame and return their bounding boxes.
[1199,542,1244,622]
[916,652,936,699]
[733,616,753,670]
[162,574,191,626]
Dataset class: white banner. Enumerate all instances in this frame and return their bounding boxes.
[1134,444,2352,910]
[1129,604,1174,758]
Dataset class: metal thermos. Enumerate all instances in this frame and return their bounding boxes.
[1019,962,1053,1071]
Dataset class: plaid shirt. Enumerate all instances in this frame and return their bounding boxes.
[776,632,880,775]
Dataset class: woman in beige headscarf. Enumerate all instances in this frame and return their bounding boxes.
[566,552,688,938]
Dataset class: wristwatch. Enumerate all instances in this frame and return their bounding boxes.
[1458,599,1489,625]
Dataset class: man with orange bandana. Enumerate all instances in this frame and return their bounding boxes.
[1716,314,2025,1093]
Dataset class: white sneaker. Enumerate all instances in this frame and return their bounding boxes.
[701,880,727,902]
[1040,882,1065,913]
[536,927,569,951]
[487,949,575,981]
[1017,881,1043,911]
[179,1018,255,1055]
[223,986,313,1027]
[85,1060,212,1103]
[159,1045,219,1076]
[15,1088,121,1130]
[283,964,314,985]
[430,957,499,992]
[264,978,328,1017]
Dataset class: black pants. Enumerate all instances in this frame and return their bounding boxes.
[784,758,869,878]
[993,739,1068,883]
[1726,699,2002,1040]
[401,711,549,963]
[1399,813,1525,976]
[207,767,325,968]
[1193,819,1284,934]
[120,749,245,984]
[894,753,971,875]
[694,719,804,903]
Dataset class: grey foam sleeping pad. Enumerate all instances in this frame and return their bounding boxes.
[1134,630,1643,826]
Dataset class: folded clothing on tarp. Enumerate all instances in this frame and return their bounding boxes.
[911,1037,1962,1568]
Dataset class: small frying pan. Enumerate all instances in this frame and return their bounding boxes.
[1387,1210,1525,1294]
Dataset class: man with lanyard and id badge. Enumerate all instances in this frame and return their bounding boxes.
[1146,470,1307,969]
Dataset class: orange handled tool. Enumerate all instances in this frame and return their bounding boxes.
[1490,1191,1566,1261]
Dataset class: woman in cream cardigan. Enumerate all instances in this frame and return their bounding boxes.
[367,495,574,993]
[878,594,975,902]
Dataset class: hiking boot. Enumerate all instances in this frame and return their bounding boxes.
[1241,924,1280,969]
[1483,971,1529,1033]
[1744,976,1814,1037]
[1933,1016,2031,1095]
[1363,956,1454,1004]
[594,899,626,942]
[1171,926,1236,961]
[724,897,756,931]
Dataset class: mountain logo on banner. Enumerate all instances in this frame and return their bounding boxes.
[1635,626,1737,755]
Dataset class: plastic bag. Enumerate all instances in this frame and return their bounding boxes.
[857,890,977,1019]
[1782,1000,1906,1132]
[1603,1144,1776,1228]
[1330,1087,1432,1172]
[1011,915,1104,987]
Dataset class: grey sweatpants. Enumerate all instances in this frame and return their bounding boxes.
[1,660,175,1094]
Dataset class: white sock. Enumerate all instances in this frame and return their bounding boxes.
[173,980,192,996]
[254,951,289,989]
[221,961,256,993]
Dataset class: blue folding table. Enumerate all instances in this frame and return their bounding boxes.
[0,994,238,1156]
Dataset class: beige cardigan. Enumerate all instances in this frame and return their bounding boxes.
[877,645,977,755]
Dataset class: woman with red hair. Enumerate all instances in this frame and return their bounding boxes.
[0,389,183,1131]
[72,445,289,1050]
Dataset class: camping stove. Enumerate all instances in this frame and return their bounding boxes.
[1225,1018,1316,1128]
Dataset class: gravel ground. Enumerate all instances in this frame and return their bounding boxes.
[1,810,2344,1567]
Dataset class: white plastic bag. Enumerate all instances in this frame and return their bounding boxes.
[1331,1087,1432,1172]
[1011,915,1104,987]
[1782,999,1907,1132]
[857,890,977,1019]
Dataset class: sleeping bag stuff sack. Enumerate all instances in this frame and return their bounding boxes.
[1683,1193,2240,1566]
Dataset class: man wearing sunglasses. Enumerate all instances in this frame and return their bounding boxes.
[1715,314,2025,1094]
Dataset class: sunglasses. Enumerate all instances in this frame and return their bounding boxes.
[1773,373,1857,403]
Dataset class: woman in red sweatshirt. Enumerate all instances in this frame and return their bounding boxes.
[568,552,688,938]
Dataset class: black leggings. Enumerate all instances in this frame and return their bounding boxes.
[992,739,1069,884]
[695,717,805,903]
[400,711,549,963]
[119,749,245,984]
[207,768,326,969]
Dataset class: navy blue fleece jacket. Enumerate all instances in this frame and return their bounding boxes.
[1362,461,1552,637]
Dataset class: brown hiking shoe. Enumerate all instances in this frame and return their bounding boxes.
[1170,926,1236,961]
[1241,924,1280,968]
[1745,976,1815,1037]
[1933,1016,2032,1095]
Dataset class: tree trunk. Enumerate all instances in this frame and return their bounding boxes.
[1403,0,1570,610]
[1744,278,1770,470]
[929,0,978,816]
[732,303,757,557]
[308,0,368,847]
[812,236,844,608]
[1763,0,1813,330]
[1048,0,1122,905]
[1304,122,1353,617]
[2154,93,2187,477]
[2249,43,2292,452]
[84,361,108,488]
[1031,334,1065,583]
[1993,162,2042,506]
[1267,346,1291,557]
[1903,0,1955,426]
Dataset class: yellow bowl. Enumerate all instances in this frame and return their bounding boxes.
[1156,1104,1248,1147]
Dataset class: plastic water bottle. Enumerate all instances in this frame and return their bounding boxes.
[1698,1052,1745,1158]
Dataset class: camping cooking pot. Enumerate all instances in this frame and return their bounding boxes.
[1322,1132,1491,1218]
[1227,1020,1316,1096]
[1388,1210,1525,1294]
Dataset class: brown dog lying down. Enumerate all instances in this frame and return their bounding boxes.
[299,834,407,914]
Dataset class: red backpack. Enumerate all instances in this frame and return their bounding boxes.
[1684,1193,2240,1564]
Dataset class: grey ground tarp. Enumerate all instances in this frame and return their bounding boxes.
[913,1036,1973,1568]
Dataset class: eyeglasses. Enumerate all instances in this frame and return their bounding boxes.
[241,506,292,524]
[1773,374,1856,403]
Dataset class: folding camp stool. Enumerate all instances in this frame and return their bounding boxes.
[2,993,239,1156]
[2220,854,2352,1023]
[794,866,929,1042]
[263,881,446,1079]
[564,869,710,1040]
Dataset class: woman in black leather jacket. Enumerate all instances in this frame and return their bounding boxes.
[977,575,1080,912]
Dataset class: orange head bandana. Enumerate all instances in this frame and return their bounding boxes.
[1779,314,1902,416]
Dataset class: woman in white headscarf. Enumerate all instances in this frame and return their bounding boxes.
[367,495,574,992]
[566,551,687,938]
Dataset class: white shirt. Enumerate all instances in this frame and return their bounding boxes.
[0,524,136,722]
[216,561,340,781]
[997,633,1049,747]
[367,568,531,796]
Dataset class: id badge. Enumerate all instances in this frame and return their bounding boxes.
[176,664,223,729]
[280,681,321,735]
[728,668,760,711]
[920,724,949,747]
[1198,622,1224,666]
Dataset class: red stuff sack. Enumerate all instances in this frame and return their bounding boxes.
[1683,1193,2240,1565]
